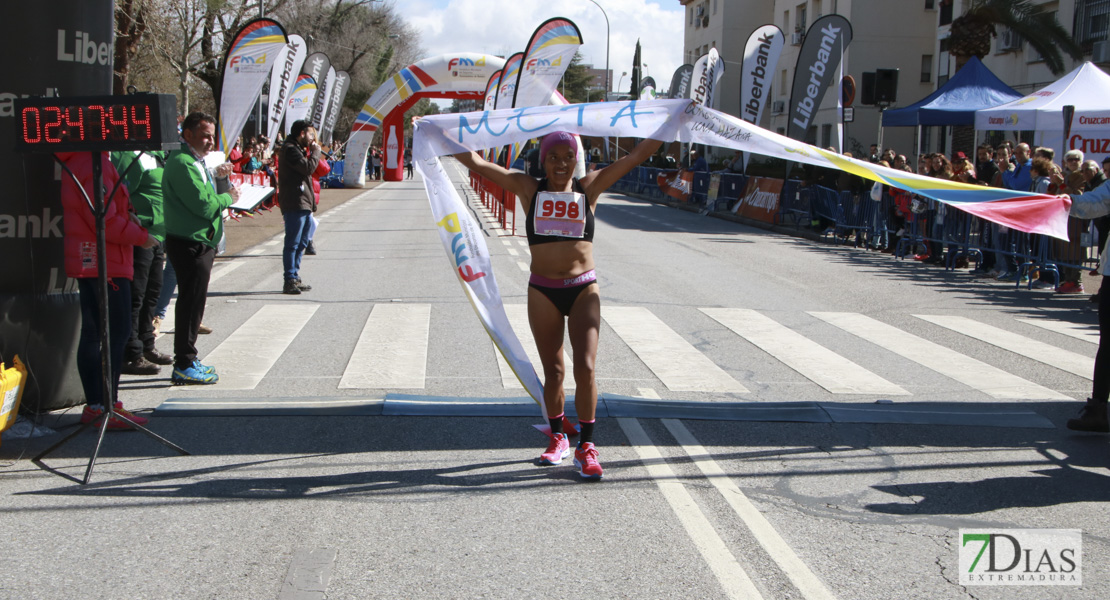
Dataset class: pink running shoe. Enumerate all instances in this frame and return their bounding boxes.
[574,443,604,480]
[538,433,570,466]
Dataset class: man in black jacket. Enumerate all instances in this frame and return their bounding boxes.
[278,120,322,295]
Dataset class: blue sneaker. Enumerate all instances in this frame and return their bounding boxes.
[192,360,216,375]
[172,364,219,385]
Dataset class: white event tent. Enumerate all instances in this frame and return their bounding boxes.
[975,62,1110,163]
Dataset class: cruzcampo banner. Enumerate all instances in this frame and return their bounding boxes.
[733,176,783,223]
[284,74,316,134]
[691,48,725,108]
[217,18,288,152]
[639,76,658,100]
[668,64,694,99]
[412,99,1071,410]
[265,34,306,150]
[511,17,583,109]
[740,25,784,126]
[786,14,852,143]
[321,70,350,145]
[313,65,336,132]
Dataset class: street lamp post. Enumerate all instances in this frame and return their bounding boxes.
[583,0,610,96]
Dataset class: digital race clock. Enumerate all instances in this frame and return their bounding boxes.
[14,94,179,153]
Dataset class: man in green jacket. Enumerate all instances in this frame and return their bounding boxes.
[162,112,240,384]
[112,149,172,376]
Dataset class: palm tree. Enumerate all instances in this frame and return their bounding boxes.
[947,0,1083,75]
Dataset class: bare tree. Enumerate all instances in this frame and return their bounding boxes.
[114,0,150,94]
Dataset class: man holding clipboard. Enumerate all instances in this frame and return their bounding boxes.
[162,112,240,385]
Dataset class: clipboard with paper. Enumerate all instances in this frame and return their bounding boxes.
[229,184,275,212]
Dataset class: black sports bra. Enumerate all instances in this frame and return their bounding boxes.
[525,178,595,246]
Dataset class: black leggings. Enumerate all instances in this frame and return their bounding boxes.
[1095,277,1110,403]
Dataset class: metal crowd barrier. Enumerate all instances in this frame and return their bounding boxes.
[468,170,516,235]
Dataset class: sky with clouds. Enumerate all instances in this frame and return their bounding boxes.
[400,0,685,95]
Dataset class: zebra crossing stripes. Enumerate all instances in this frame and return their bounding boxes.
[1016,317,1099,345]
[603,306,749,393]
[702,308,909,395]
[916,314,1094,380]
[339,304,431,389]
[202,304,320,390]
[811,312,1071,401]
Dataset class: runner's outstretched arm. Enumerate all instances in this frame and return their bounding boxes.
[582,138,664,197]
[453,151,538,201]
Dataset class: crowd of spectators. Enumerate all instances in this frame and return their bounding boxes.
[848,141,1103,298]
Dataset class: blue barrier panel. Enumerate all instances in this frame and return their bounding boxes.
[691,171,710,205]
[775,179,807,226]
[717,173,747,203]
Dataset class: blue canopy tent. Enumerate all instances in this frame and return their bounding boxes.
[882,56,1021,127]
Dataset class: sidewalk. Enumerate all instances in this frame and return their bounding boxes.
[221,184,381,257]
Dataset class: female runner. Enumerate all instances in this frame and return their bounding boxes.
[455,132,663,479]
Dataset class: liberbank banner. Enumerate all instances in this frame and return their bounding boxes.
[740,25,785,125]
[217,18,288,152]
[668,64,694,100]
[786,14,852,142]
[265,34,306,150]
[691,48,725,108]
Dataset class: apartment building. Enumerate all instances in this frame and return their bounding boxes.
[680,0,937,158]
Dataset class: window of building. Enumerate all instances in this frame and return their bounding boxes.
[784,10,790,31]
[712,40,717,49]
[781,69,788,94]
[1076,0,1110,44]
[821,124,833,148]
[939,0,953,25]
[797,4,807,32]
[713,0,717,15]
[777,127,786,136]
[689,6,694,25]
[921,54,933,83]
[925,0,935,9]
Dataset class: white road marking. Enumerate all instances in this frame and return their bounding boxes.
[1016,317,1099,345]
[340,304,431,389]
[202,304,319,390]
[637,387,661,399]
[507,248,520,256]
[702,308,909,395]
[812,312,1070,400]
[516,260,529,272]
[604,306,749,393]
[209,260,243,284]
[618,418,765,600]
[277,548,337,600]
[664,419,838,600]
[916,314,1093,380]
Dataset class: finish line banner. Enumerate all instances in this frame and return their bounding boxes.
[412,99,1071,410]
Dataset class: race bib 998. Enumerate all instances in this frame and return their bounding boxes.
[533,191,587,238]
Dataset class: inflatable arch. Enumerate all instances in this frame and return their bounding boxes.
[344,53,506,186]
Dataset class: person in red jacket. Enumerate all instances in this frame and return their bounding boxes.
[59,152,156,430]
[304,126,330,255]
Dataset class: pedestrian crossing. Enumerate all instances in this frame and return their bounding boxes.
[180,301,1095,403]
